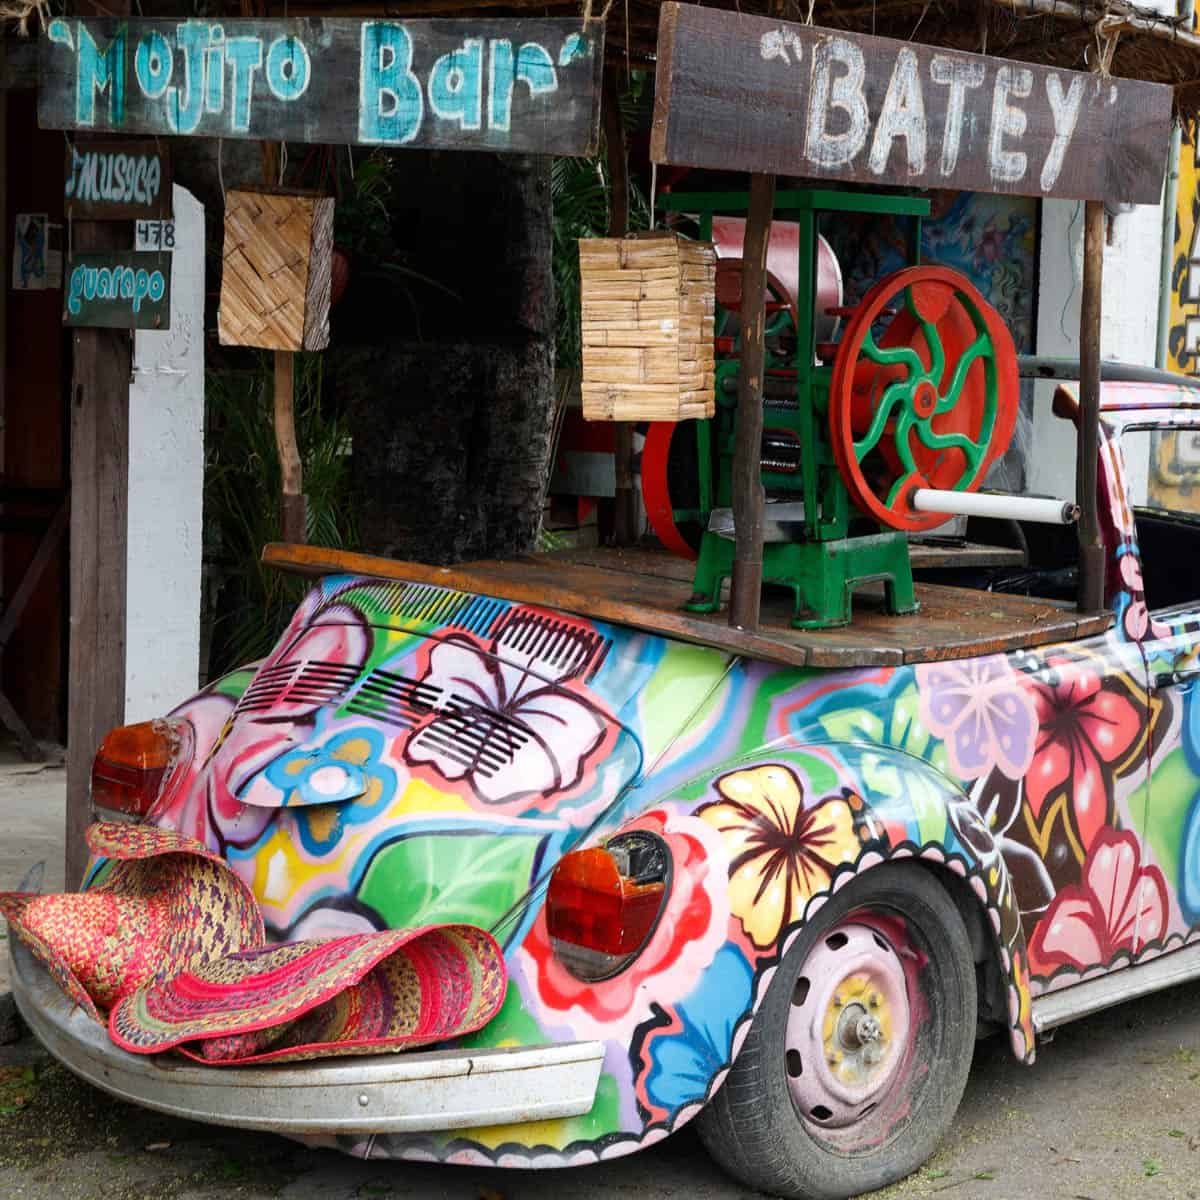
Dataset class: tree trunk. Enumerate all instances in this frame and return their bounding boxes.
[335,151,554,564]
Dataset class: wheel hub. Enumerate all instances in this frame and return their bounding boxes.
[784,921,912,1132]
[826,978,892,1085]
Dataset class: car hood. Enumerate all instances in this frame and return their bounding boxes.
[155,575,729,942]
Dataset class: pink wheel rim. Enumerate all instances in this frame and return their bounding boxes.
[785,920,912,1135]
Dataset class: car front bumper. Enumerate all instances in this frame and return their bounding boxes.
[10,939,604,1136]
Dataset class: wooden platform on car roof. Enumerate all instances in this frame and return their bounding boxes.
[264,542,1112,669]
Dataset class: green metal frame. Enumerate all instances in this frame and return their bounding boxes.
[655,189,931,628]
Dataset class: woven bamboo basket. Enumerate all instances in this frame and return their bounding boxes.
[218,188,334,352]
[579,233,716,422]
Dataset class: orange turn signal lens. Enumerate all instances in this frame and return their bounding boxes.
[92,720,179,818]
[547,830,671,981]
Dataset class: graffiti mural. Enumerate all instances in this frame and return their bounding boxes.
[825,189,1038,352]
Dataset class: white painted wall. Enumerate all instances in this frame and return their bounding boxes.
[125,184,205,723]
[1027,195,1165,499]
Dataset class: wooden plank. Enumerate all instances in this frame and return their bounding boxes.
[66,201,131,889]
[64,139,170,219]
[63,250,171,330]
[909,541,1025,569]
[651,3,1172,204]
[262,542,1111,668]
[39,17,604,156]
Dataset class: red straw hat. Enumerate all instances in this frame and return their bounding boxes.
[0,823,264,1022]
[109,925,506,1064]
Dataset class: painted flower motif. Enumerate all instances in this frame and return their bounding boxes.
[404,617,610,809]
[949,775,1052,937]
[1116,550,1171,644]
[517,809,729,1039]
[916,656,1037,782]
[1177,789,1200,924]
[637,943,754,1123]
[698,765,860,949]
[209,606,371,804]
[1027,827,1168,977]
[263,726,396,807]
[1022,652,1145,855]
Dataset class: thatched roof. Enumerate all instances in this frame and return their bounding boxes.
[278,0,1200,119]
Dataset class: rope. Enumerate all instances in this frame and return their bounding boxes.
[649,161,658,231]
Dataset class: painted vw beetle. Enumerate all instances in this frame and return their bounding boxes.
[15,379,1200,1200]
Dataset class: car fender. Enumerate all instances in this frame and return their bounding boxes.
[495,740,1035,1161]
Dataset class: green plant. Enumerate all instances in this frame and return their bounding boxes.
[204,353,357,675]
[552,72,652,370]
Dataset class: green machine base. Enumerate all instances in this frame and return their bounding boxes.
[685,530,919,629]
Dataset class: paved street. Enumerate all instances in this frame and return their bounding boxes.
[1,761,1198,1199]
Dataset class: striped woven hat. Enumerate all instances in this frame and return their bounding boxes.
[0,822,264,1023]
[109,925,506,1064]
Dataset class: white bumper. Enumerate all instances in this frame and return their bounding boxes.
[10,939,604,1136]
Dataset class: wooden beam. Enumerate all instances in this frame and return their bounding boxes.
[993,0,1200,53]
[729,172,775,630]
[65,239,130,888]
[603,69,637,548]
[1076,198,1106,614]
[274,350,306,544]
[65,0,132,891]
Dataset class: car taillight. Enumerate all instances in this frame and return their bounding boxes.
[547,829,671,980]
[91,720,180,819]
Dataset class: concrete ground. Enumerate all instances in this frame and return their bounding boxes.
[0,759,1197,1199]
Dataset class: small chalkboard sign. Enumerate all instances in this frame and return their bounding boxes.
[63,251,171,330]
[64,140,171,220]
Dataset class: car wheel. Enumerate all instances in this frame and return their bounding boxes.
[696,864,977,1200]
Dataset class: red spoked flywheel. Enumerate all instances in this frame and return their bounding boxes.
[828,265,1019,533]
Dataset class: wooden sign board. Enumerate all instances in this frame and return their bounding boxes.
[39,17,604,157]
[64,139,171,219]
[652,3,1172,204]
[64,251,171,330]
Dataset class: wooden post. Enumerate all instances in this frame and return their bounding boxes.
[603,71,636,546]
[65,99,132,888]
[259,140,306,546]
[274,350,306,544]
[1076,200,1105,613]
[729,172,774,629]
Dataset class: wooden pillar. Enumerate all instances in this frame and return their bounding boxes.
[729,173,775,630]
[1076,199,1105,613]
[65,0,133,889]
[603,71,636,546]
[65,216,131,889]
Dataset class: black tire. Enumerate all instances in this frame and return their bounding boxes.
[696,865,976,1200]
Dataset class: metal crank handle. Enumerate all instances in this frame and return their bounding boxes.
[911,490,1079,525]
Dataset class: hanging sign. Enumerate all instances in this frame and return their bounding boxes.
[64,139,171,219]
[63,251,171,330]
[39,17,604,156]
[651,3,1172,204]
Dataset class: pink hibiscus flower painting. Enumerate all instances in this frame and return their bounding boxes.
[1022,653,1144,854]
[1028,828,1168,977]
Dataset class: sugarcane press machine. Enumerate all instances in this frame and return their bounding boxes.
[641,190,1020,628]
